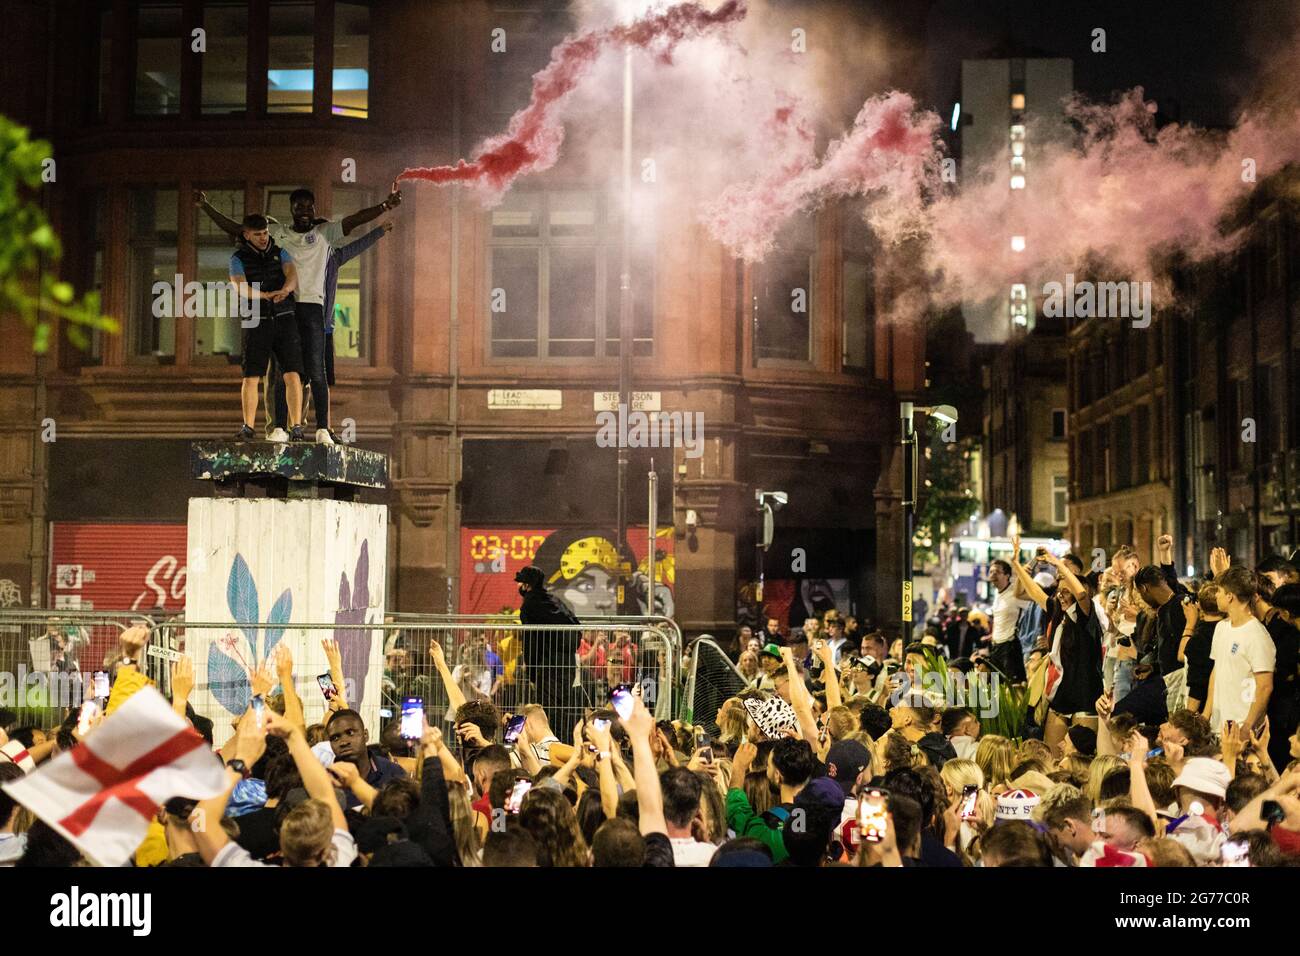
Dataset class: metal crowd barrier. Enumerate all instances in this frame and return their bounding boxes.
[147,616,682,740]
[1,610,683,747]
[0,609,157,729]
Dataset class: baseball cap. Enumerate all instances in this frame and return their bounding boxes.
[1172,757,1231,799]
[796,777,847,813]
[759,643,783,661]
[825,740,871,796]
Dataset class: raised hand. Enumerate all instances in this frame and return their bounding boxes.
[1210,547,1231,577]
[171,655,195,703]
[322,638,344,675]
[428,638,446,669]
[274,643,293,681]
[120,624,149,659]
[250,658,275,699]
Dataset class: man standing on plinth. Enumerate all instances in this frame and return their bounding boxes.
[196,185,400,444]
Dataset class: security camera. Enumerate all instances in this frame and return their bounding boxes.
[756,490,787,510]
[685,509,699,531]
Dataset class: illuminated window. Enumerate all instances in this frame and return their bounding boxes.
[1010,124,1025,141]
[129,188,179,358]
[1010,175,1026,189]
[1010,156,1026,172]
[268,2,315,114]
[1011,141,1025,157]
[1011,93,1026,110]
[1010,283,1027,301]
[1010,235,1026,252]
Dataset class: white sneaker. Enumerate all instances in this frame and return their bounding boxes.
[315,428,335,445]
[268,428,289,442]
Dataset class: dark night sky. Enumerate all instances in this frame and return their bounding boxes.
[914,0,1291,127]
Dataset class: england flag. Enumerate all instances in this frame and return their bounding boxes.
[1,687,227,866]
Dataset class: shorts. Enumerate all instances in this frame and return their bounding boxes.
[242,313,304,379]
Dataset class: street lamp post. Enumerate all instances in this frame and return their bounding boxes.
[615,18,634,604]
[900,403,958,636]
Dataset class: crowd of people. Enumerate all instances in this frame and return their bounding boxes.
[1,535,1299,868]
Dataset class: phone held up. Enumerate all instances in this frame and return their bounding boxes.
[858,788,889,843]
[400,697,424,739]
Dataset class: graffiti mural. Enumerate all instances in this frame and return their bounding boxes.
[460,527,673,618]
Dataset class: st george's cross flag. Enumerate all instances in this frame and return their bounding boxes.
[1,686,227,866]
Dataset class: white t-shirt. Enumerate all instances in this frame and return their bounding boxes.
[991,586,1030,644]
[1209,617,1276,730]
[669,837,716,867]
[268,220,346,304]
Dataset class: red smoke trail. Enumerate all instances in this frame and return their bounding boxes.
[397,0,747,201]
[700,90,943,261]
[924,89,1300,313]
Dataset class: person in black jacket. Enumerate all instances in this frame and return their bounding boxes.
[228,214,308,441]
[516,565,580,722]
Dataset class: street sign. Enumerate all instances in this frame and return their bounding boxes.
[902,580,913,623]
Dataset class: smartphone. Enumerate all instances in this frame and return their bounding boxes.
[1146,748,1163,759]
[506,778,532,814]
[858,788,888,843]
[317,672,339,701]
[504,713,527,744]
[77,699,101,737]
[92,670,110,700]
[1221,840,1250,867]
[695,727,713,763]
[959,784,978,820]
[251,694,265,729]
[400,697,424,739]
[592,718,612,733]
[611,683,634,721]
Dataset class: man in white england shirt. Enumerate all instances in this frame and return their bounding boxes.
[1206,566,1275,733]
[987,559,1031,682]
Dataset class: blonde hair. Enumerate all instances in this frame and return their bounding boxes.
[1085,755,1127,805]
[447,779,483,867]
[1016,739,1054,769]
[975,735,1017,787]
[279,799,335,866]
[940,757,985,794]
[825,705,858,742]
[1059,752,1092,782]
[717,698,748,743]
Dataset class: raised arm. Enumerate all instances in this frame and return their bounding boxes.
[1044,551,1089,608]
[586,721,621,821]
[336,221,391,264]
[274,643,305,731]
[781,646,821,746]
[327,759,379,810]
[340,188,401,236]
[195,189,242,238]
[428,638,467,714]
[1009,536,1049,611]
[1126,732,1160,831]
[813,639,842,710]
[623,696,667,836]
[171,655,194,720]
[264,710,346,831]
[322,639,348,710]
